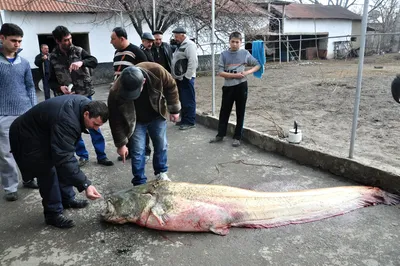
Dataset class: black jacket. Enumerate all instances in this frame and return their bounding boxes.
[151,42,173,73]
[9,95,92,192]
[34,53,50,78]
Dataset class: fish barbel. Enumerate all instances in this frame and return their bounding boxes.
[101,181,399,235]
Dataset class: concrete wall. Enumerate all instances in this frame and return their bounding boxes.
[283,18,354,59]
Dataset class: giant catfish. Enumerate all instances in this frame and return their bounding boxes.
[101,181,399,235]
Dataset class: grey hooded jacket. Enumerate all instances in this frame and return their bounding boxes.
[171,37,198,80]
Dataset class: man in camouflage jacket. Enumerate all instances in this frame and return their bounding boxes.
[49,25,113,167]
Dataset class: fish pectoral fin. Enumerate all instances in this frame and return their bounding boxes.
[209,226,230,236]
[150,204,169,226]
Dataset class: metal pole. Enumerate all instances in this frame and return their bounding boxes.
[211,0,216,116]
[278,19,281,64]
[120,11,123,27]
[286,36,289,62]
[153,0,156,31]
[349,0,369,158]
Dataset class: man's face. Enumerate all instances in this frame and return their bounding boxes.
[110,32,123,50]
[0,35,22,54]
[229,38,242,51]
[57,34,72,51]
[174,33,185,44]
[41,45,49,55]
[154,34,163,47]
[83,112,104,131]
[141,39,153,49]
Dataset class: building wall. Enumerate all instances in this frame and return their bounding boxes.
[351,20,362,49]
[283,18,354,59]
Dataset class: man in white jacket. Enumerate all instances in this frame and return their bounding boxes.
[171,27,198,130]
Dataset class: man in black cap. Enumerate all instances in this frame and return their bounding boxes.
[171,27,199,130]
[108,62,181,186]
[140,32,155,62]
[151,30,173,73]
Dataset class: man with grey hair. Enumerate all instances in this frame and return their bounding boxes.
[171,27,198,130]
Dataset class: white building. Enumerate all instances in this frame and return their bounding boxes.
[270,3,362,59]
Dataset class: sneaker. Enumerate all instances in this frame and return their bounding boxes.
[4,192,18,201]
[118,154,131,161]
[209,136,223,143]
[23,179,39,189]
[97,158,114,166]
[145,155,150,164]
[179,124,196,130]
[232,139,241,147]
[45,214,75,228]
[62,199,89,209]
[78,158,89,167]
[156,172,171,182]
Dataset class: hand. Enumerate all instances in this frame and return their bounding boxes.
[235,73,245,78]
[170,114,180,122]
[85,185,102,200]
[42,55,48,60]
[60,85,74,95]
[69,61,83,72]
[117,145,129,163]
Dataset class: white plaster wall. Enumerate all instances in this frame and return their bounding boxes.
[283,18,353,59]
[3,11,151,67]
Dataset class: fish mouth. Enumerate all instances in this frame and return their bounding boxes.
[101,199,127,224]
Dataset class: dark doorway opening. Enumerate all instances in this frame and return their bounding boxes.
[36,32,90,54]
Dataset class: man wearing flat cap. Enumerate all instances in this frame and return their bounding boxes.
[171,27,198,130]
[107,62,181,186]
[140,32,155,62]
[151,30,173,73]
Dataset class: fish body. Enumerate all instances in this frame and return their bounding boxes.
[102,181,399,235]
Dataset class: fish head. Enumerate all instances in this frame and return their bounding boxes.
[101,188,154,224]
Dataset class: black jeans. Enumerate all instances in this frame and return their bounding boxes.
[217,81,248,140]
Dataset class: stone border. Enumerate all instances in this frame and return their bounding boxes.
[196,112,400,194]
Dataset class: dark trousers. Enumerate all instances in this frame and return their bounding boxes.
[217,81,248,140]
[176,77,196,125]
[75,95,107,160]
[43,74,51,100]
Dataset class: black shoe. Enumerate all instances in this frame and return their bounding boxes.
[97,158,114,166]
[78,157,89,167]
[23,180,39,189]
[117,154,131,161]
[63,199,89,209]
[3,192,18,201]
[45,214,75,228]
[209,136,223,143]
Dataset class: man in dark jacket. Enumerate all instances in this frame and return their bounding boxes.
[108,62,180,186]
[49,25,113,167]
[9,95,104,228]
[151,30,173,73]
[140,32,155,62]
[34,44,51,100]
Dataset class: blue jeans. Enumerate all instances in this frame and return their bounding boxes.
[130,117,168,186]
[75,95,107,160]
[177,77,196,125]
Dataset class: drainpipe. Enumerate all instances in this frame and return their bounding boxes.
[0,10,4,27]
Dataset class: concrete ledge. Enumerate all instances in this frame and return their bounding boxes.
[196,112,400,194]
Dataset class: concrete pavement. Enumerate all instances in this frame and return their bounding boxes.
[0,86,399,266]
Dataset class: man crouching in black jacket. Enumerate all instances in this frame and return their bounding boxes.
[9,95,105,228]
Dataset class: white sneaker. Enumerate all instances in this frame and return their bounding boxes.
[156,172,171,182]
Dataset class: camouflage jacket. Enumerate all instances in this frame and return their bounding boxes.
[49,45,97,96]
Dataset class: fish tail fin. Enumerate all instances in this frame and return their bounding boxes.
[365,187,400,206]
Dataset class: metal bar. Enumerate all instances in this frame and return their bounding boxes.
[349,0,369,158]
[211,0,216,116]
[153,0,156,31]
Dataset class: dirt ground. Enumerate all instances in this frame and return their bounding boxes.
[195,53,400,176]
